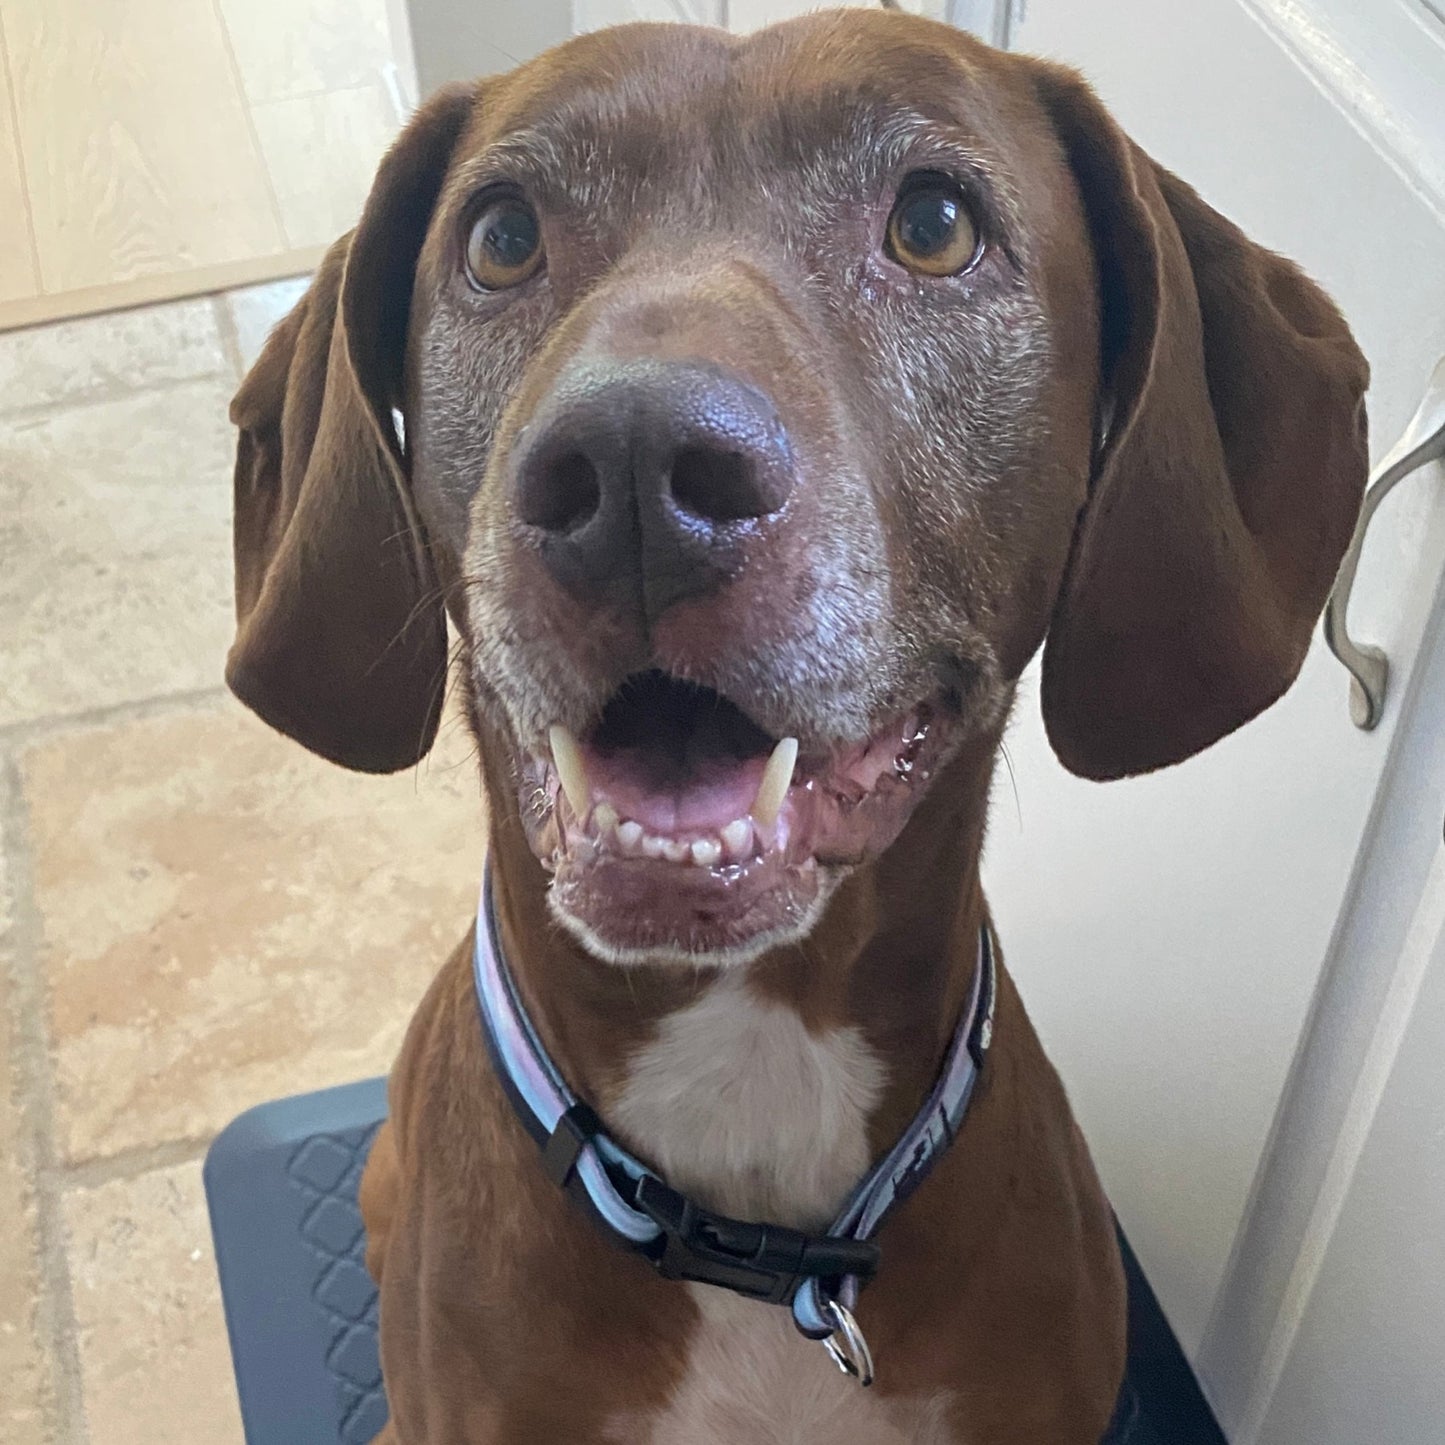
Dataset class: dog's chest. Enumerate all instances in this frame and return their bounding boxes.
[605,980,956,1443]
[608,974,886,1226]
[613,1289,958,1445]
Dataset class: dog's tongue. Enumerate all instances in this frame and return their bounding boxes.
[578,672,779,835]
[580,743,768,834]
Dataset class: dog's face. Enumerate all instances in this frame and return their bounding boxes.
[225,12,1368,967]
[408,21,1095,963]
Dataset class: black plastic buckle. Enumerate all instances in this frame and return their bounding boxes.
[633,1174,880,1306]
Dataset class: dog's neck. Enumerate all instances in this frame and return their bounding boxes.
[484,731,997,1229]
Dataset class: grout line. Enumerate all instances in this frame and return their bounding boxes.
[0,9,45,298]
[0,368,234,426]
[0,686,230,751]
[0,754,89,1444]
[60,1136,214,1192]
[210,292,246,384]
[207,0,292,249]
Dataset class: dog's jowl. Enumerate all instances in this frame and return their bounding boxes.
[224,11,1368,1443]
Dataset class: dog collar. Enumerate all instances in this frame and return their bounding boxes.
[472,863,996,1386]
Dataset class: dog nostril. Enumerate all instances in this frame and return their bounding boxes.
[522,452,602,534]
[669,448,772,524]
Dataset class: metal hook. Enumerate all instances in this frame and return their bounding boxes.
[820,1299,876,1387]
[1324,357,1445,729]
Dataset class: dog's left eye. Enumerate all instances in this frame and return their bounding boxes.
[886,176,980,277]
[465,196,544,290]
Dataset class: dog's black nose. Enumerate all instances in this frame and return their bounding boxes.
[511,359,794,620]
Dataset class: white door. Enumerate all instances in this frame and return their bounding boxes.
[978,0,1445,1438]
[1229,469,1445,1443]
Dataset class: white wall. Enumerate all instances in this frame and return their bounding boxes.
[391,0,572,103]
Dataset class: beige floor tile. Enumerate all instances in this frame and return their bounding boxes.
[26,698,485,1165]
[0,297,229,415]
[2,0,284,294]
[0,376,236,728]
[0,18,40,305]
[251,83,399,251]
[218,0,394,105]
[64,1161,242,1445]
[224,275,312,374]
[0,829,55,1444]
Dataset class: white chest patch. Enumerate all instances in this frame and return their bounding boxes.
[608,980,956,1443]
[611,1289,959,1445]
[610,974,885,1228]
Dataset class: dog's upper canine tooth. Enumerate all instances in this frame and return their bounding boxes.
[548,724,591,818]
[750,737,798,829]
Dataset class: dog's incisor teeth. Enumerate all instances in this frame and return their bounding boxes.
[549,724,591,818]
[616,820,644,854]
[750,737,798,829]
[691,837,722,867]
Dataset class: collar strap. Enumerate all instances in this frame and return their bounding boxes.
[473,864,996,1365]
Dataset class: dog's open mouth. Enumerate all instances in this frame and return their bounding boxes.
[517,671,950,963]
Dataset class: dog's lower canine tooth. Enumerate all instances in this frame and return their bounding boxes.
[593,802,618,835]
[721,819,752,860]
[548,725,590,818]
[617,820,643,853]
[750,737,798,829]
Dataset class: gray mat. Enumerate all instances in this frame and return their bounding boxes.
[205,1078,389,1445]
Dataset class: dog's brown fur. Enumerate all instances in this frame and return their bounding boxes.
[225,13,1368,1442]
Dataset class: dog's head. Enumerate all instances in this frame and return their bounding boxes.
[226,12,1368,966]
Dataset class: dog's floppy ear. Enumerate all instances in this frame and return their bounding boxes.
[1032,66,1370,780]
[227,84,476,773]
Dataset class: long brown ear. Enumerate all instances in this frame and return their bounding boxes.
[226,84,475,773]
[1032,66,1370,780]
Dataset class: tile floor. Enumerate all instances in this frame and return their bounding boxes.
[0,282,488,1443]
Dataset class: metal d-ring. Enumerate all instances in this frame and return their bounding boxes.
[820,1299,876,1387]
[1324,356,1445,729]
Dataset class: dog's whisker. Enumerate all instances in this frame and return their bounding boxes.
[999,740,1022,828]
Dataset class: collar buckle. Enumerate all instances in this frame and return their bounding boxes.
[634,1175,880,1306]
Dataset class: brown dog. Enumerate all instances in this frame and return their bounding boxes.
[225,11,1368,1442]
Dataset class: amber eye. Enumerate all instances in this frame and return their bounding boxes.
[465,196,544,290]
[885,177,980,277]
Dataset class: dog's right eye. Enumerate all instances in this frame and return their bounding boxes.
[465,197,544,291]
[885,175,980,278]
